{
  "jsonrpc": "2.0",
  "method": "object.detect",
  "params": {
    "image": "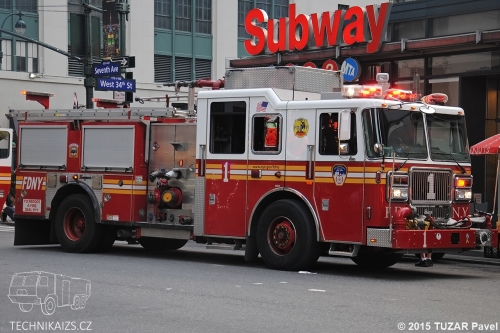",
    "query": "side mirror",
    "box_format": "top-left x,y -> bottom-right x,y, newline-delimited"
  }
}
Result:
374,143 -> 383,155
338,111 -> 351,141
